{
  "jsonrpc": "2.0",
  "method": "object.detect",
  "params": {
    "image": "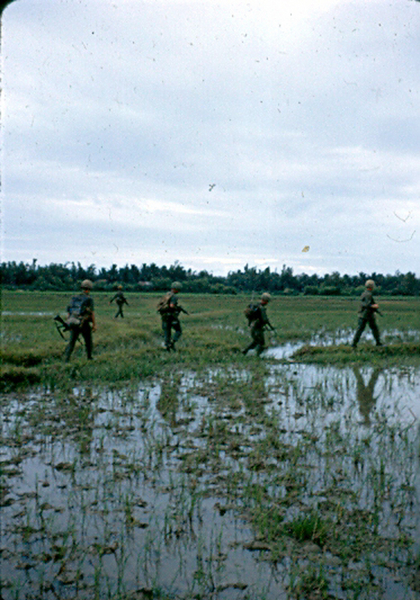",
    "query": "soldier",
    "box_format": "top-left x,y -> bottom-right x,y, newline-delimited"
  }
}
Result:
242,292 -> 275,356
351,279 -> 382,348
109,285 -> 129,318
157,281 -> 189,351
64,279 -> 97,362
